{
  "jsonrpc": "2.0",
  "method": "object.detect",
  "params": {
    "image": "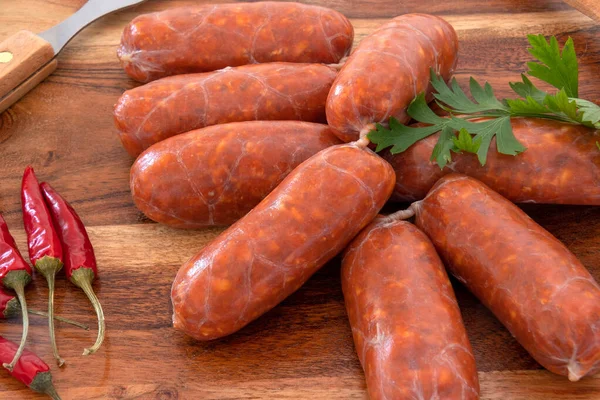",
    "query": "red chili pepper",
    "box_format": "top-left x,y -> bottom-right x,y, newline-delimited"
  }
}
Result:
0,287 -> 19,319
21,167 -> 65,367
0,336 -> 61,399
0,214 -> 32,371
41,182 -> 105,356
